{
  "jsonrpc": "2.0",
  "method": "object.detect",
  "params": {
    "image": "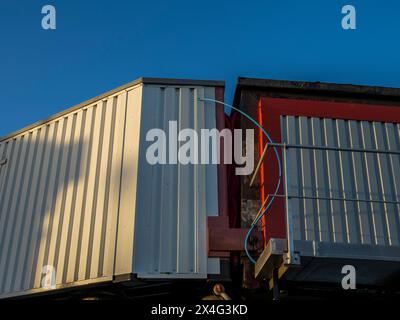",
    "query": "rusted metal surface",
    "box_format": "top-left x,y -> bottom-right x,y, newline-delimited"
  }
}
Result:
208,216 -> 263,252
